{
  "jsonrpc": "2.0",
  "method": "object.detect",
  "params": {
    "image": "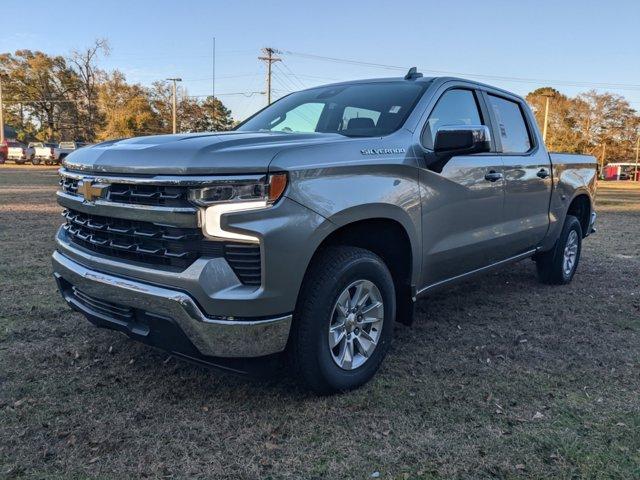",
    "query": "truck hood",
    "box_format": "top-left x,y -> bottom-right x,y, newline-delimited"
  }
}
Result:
63,131 -> 346,175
